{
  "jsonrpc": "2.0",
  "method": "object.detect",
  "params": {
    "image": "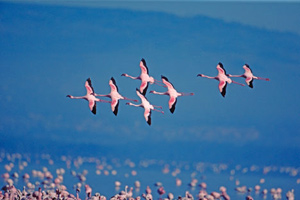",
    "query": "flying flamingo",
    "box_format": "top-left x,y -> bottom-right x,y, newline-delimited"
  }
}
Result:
228,64 -> 270,88
121,58 -> 161,95
150,76 -> 194,114
66,78 -> 110,115
197,62 -> 245,97
126,89 -> 164,125
94,77 -> 138,116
